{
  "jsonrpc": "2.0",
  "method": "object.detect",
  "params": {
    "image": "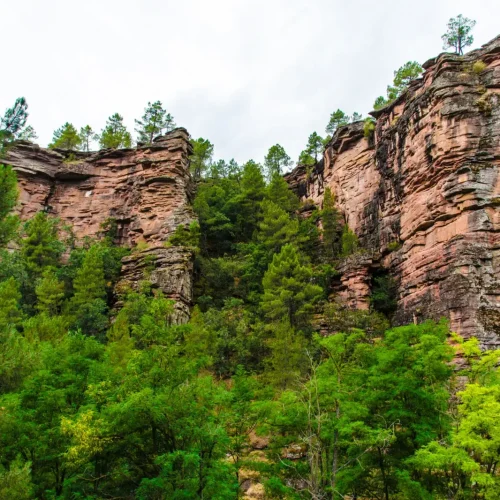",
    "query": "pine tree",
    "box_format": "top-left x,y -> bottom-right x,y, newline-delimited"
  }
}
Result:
325,109 -> 349,135
235,160 -> 266,240
261,243 -> 323,328
135,101 -> 175,144
35,268 -> 65,316
258,201 -> 300,255
0,97 -> 36,148
0,277 -> 22,330
79,125 -> 99,152
266,173 -> 299,213
190,137 -> 214,180
341,225 -> 359,257
99,113 -> 132,149
321,187 -> 341,260
265,320 -> 307,389
442,15 -> 476,55
70,245 -> 108,336
264,144 -> 293,179
0,164 -> 19,246
387,61 -> 423,101
49,123 -> 82,150
21,213 -> 63,277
